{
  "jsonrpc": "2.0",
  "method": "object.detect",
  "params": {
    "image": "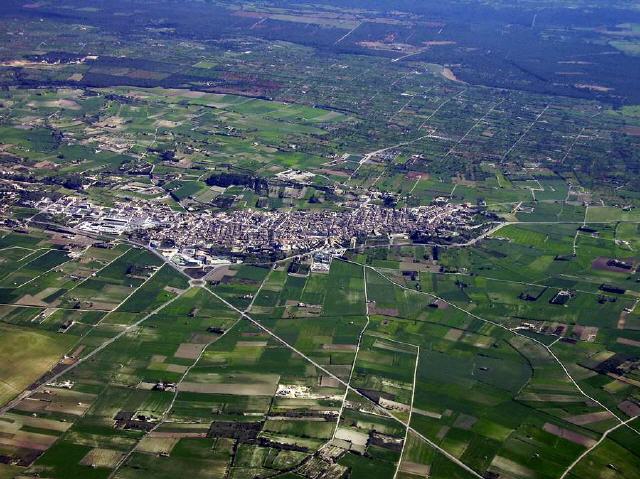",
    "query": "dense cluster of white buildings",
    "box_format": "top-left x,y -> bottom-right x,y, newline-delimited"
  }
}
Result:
37,195 -> 477,259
